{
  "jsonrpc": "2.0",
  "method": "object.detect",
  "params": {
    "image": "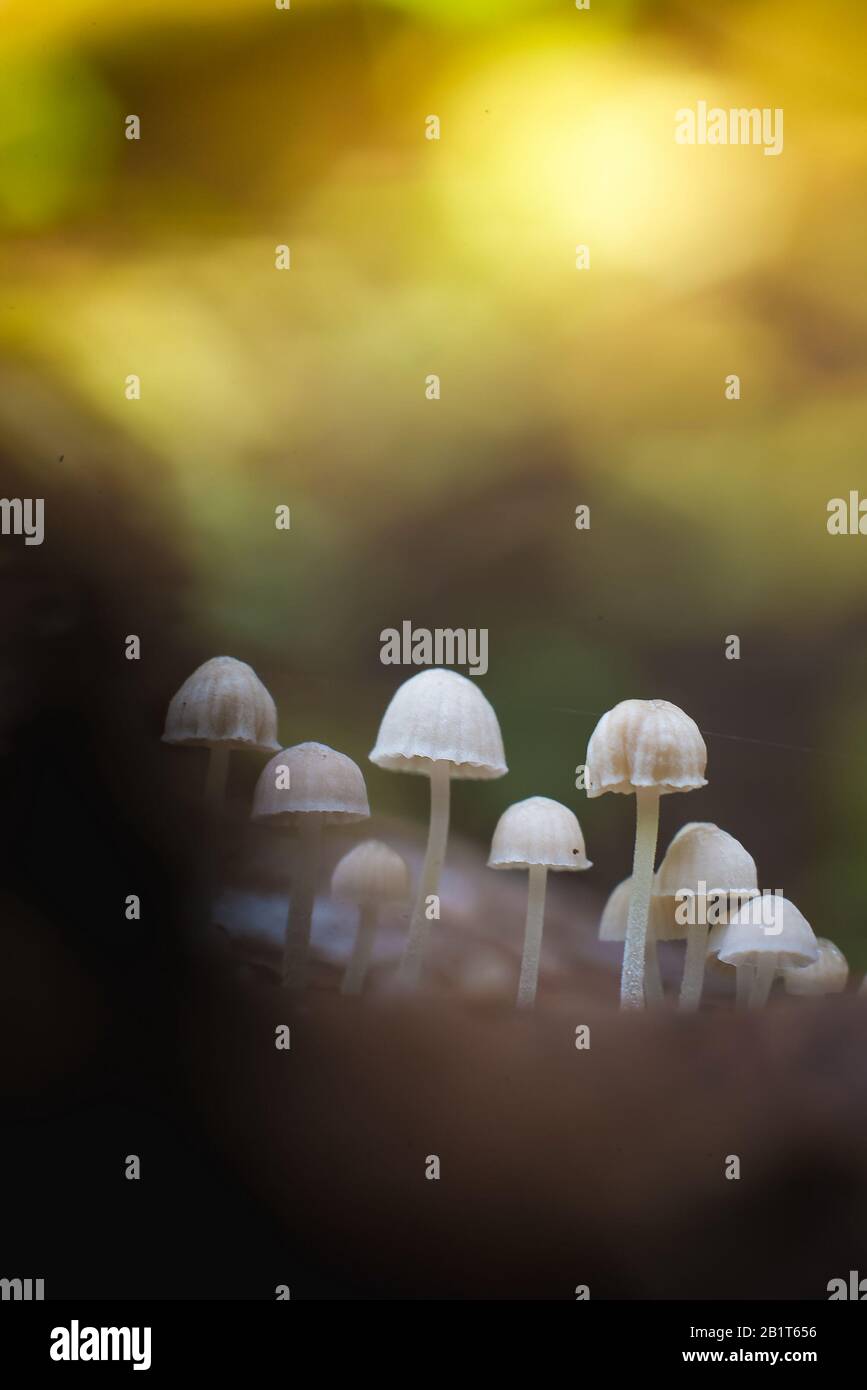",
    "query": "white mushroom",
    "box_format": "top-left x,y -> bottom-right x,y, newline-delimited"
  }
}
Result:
331,841 -> 411,996
654,823 -> 757,1012
489,796 -> 591,1008
370,669 -> 506,989
711,895 -> 818,1009
163,656 -> 280,806
253,742 -> 370,988
585,699 -> 707,1009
